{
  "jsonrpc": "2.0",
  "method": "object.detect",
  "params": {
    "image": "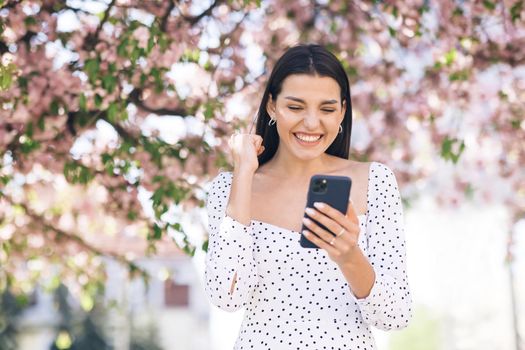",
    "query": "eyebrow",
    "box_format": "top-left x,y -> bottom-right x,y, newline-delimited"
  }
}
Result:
284,96 -> 339,105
